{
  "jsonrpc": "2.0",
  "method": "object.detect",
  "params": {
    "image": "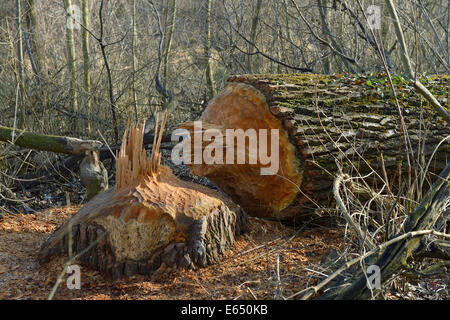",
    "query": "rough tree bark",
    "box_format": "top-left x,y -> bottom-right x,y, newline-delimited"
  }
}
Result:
163,0 -> 177,84
15,0 -> 25,127
38,112 -> 247,278
180,74 -> 449,222
247,0 -> 262,73
81,0 -> 92,133
24,0 -> 42,79
318,0 -> 331,74
131,0 -> 138,122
